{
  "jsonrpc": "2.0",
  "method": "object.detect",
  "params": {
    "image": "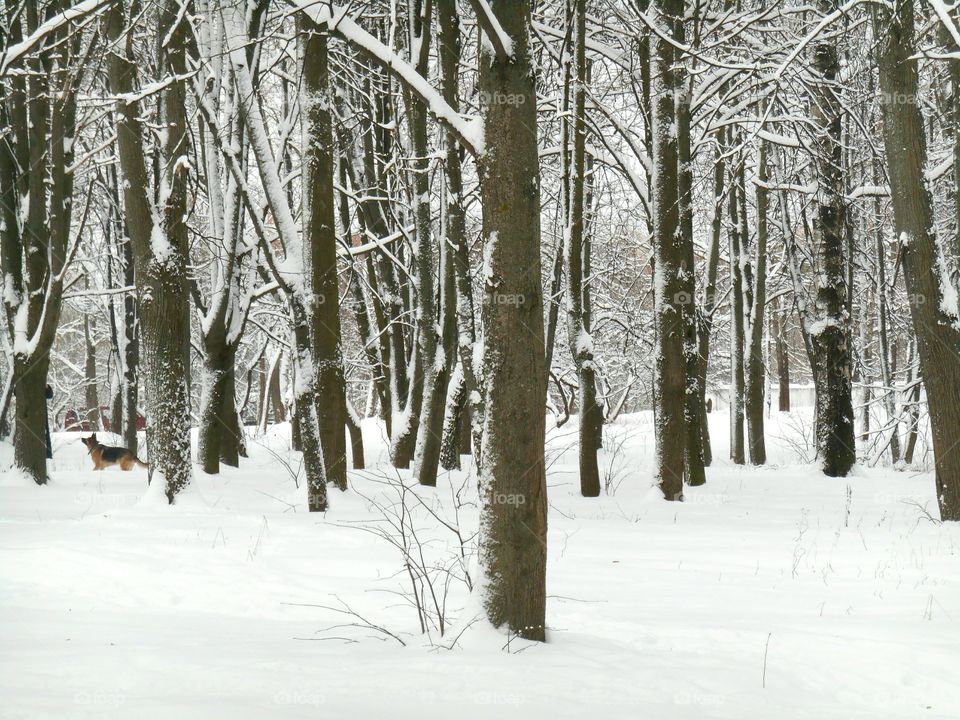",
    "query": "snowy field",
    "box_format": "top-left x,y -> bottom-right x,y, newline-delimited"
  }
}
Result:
1,411 -> 958,719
